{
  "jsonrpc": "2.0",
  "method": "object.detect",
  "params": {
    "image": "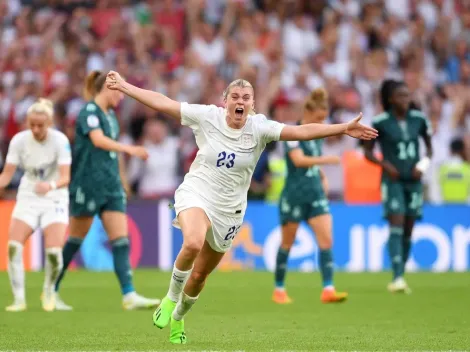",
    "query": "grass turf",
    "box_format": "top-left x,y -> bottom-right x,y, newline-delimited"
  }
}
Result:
1,270 -> 469,351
